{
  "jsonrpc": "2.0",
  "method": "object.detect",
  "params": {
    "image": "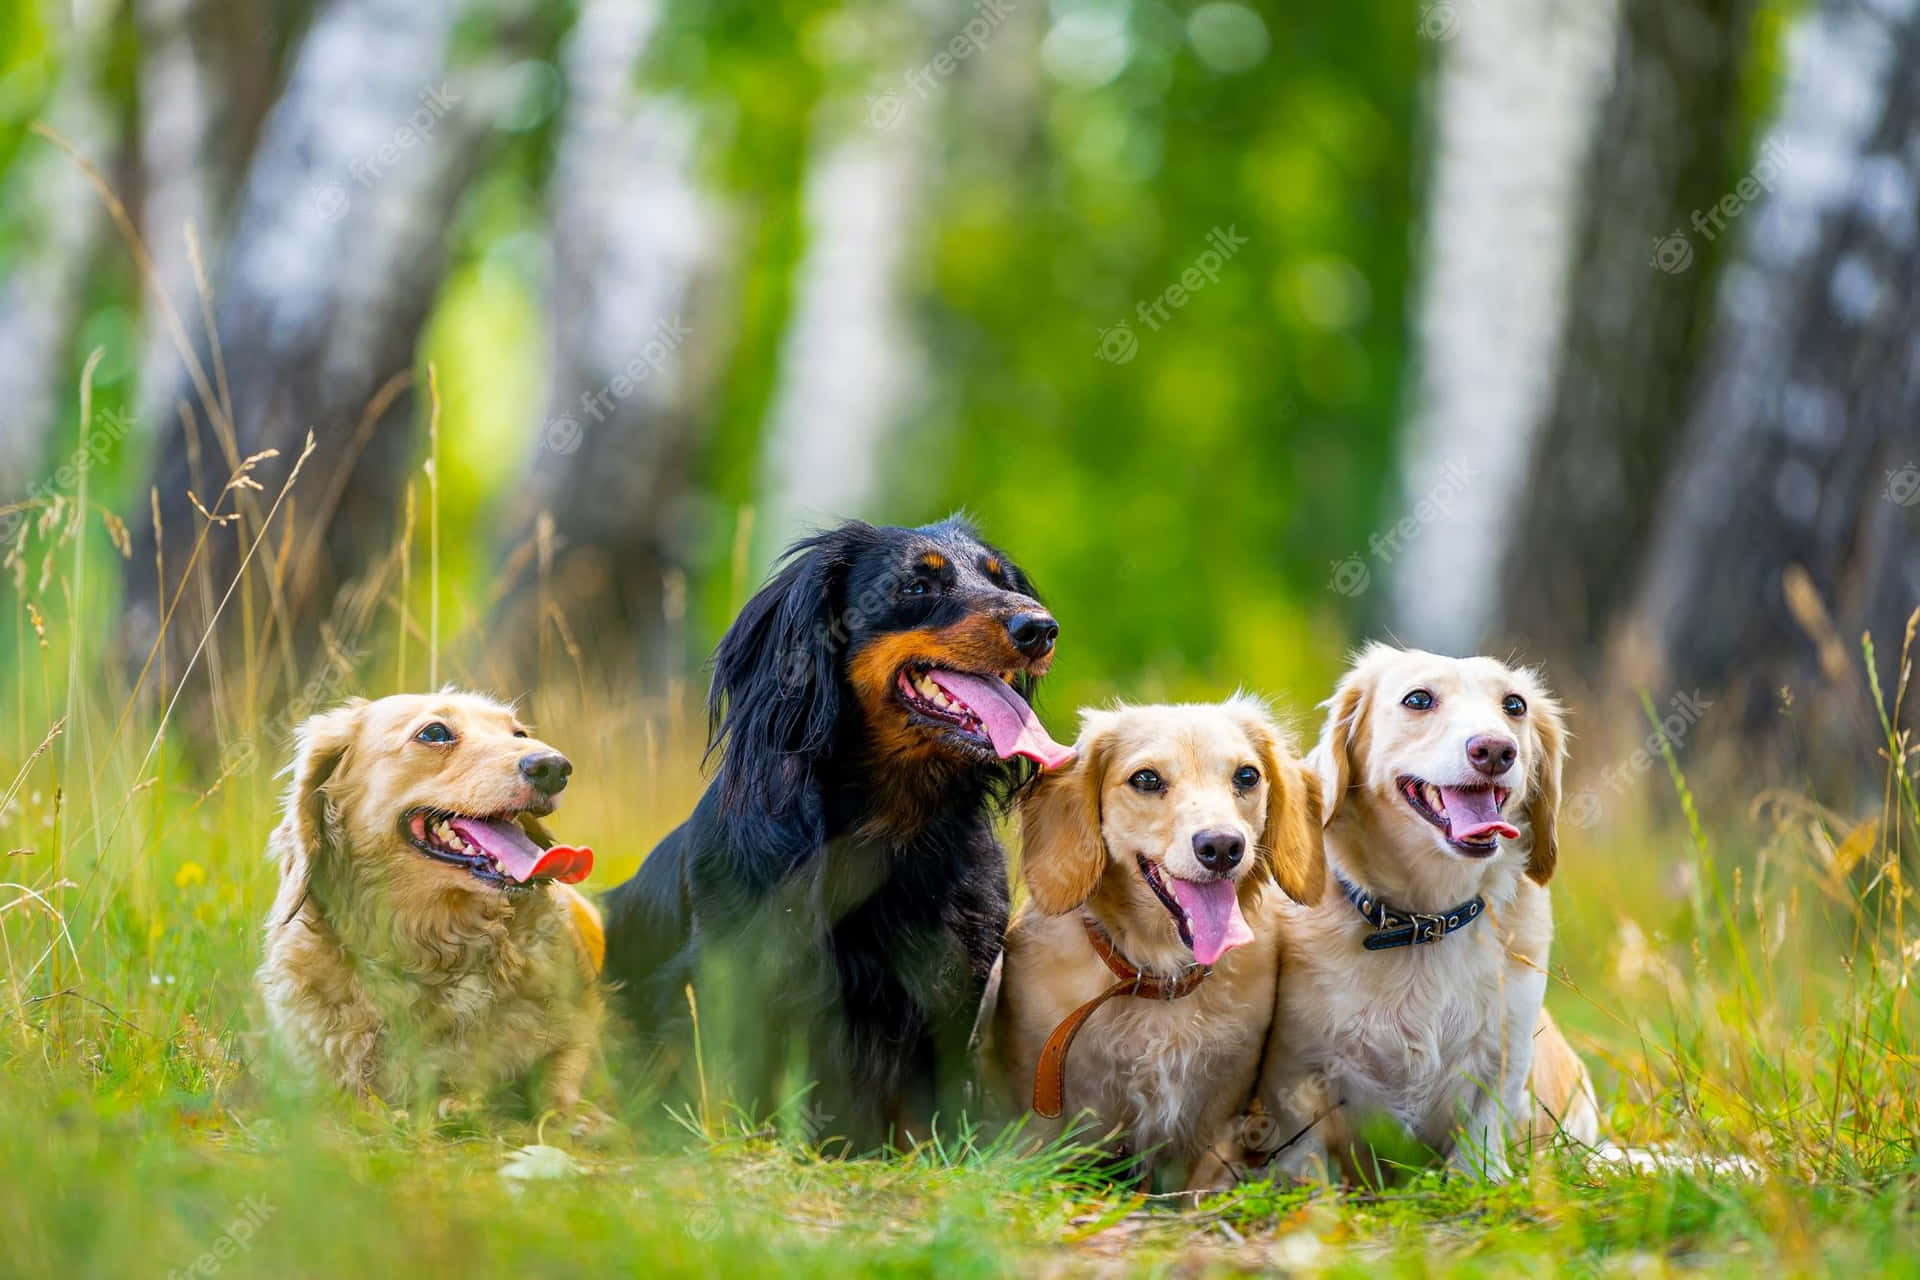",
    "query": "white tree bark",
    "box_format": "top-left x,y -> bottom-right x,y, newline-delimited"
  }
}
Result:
754,8 -> 941,557
1388,0 -> 1620,652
